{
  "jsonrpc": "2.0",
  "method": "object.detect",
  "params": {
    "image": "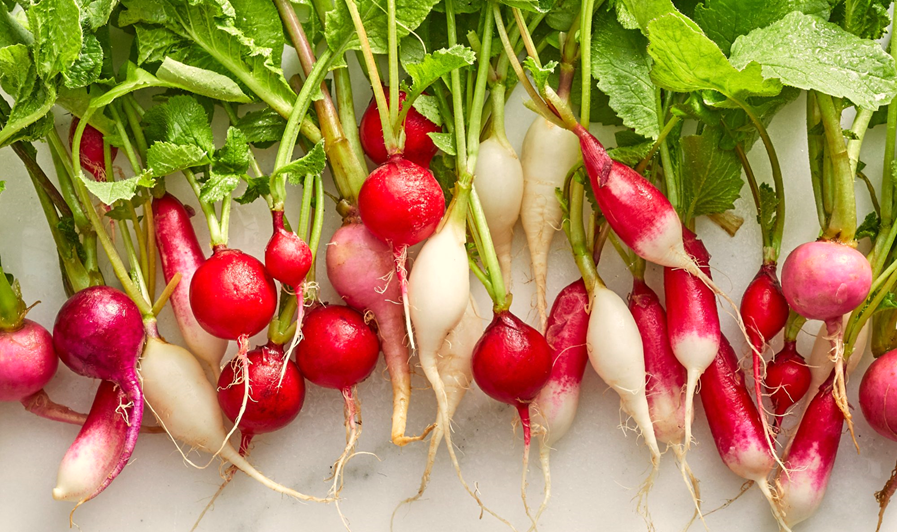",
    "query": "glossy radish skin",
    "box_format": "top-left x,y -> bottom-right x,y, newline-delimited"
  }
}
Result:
265,210 -> 312,288
860,349 -> 897,442
520,118 -> 581,330
0,319 -> 57,401
474,137 -> 524,289
765,341 -> 811,422
295,305 -> 380,391
357,156 -> 445,249
532,279 -> 590,446
629,278 -> 687,445
190,247 -> 278,341
664,228 -> 720,447
70,118 -> 117,181
776,375 -> 844,527
359,90 -> 440,167
152,193 -> 228,374
53,381 -> 127,501
781,241 -> 872,322
326,222 -> 415,445
741,263 -> 790,350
